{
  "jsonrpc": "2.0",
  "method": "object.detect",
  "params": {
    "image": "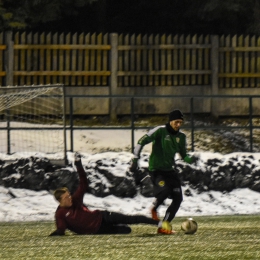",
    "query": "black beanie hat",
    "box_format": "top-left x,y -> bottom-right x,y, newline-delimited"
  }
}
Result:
169,109 -> 184,121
